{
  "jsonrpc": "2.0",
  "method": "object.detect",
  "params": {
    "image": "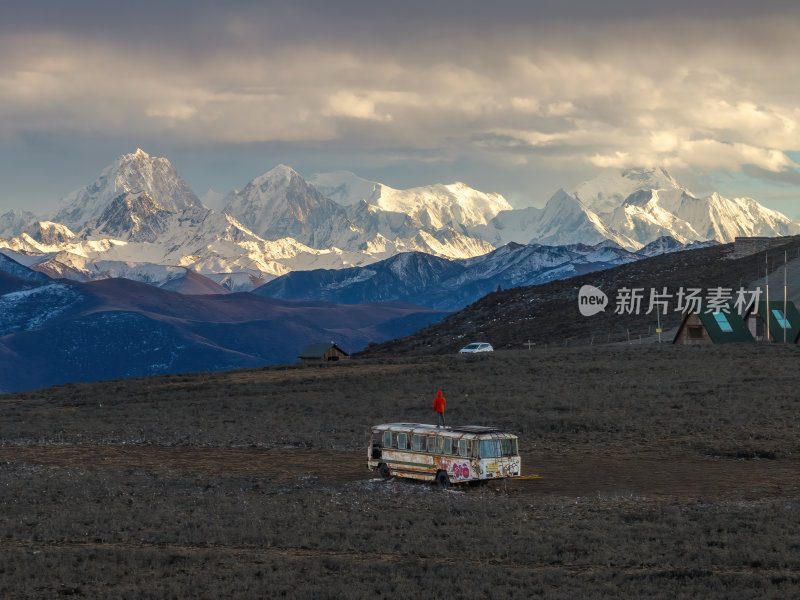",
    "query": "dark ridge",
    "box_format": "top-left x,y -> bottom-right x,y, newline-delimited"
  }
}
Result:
359,236 -> 800,356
